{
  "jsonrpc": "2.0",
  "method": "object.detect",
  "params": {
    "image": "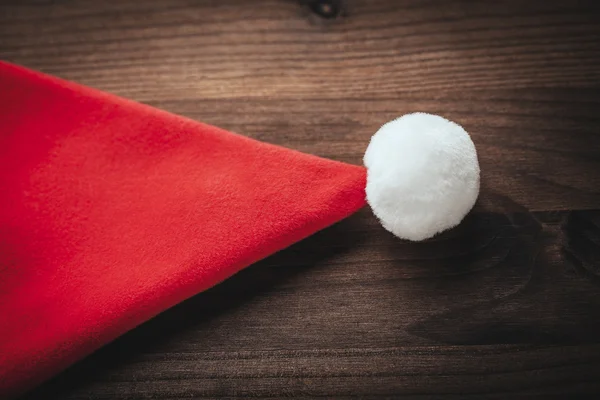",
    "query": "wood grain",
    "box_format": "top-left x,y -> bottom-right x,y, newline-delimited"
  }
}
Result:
1,0 -> 600,398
